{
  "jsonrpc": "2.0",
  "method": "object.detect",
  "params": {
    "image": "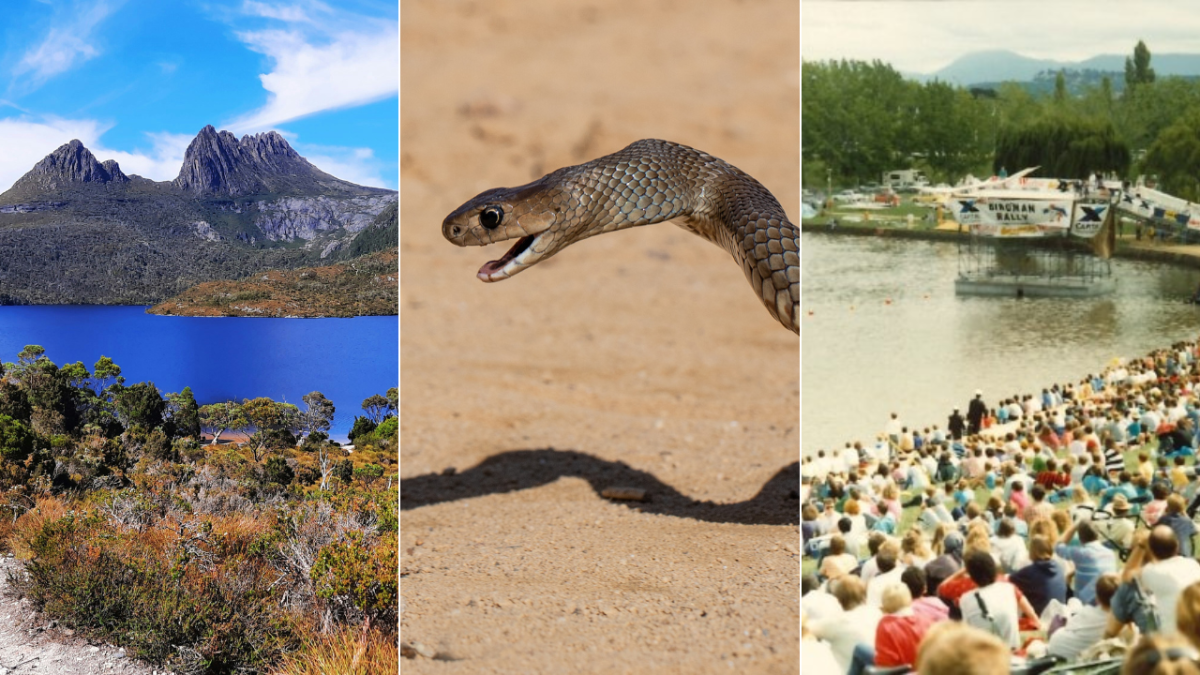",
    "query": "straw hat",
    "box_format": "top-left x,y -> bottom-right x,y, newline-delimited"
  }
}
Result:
1112,493 -> 1131,513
